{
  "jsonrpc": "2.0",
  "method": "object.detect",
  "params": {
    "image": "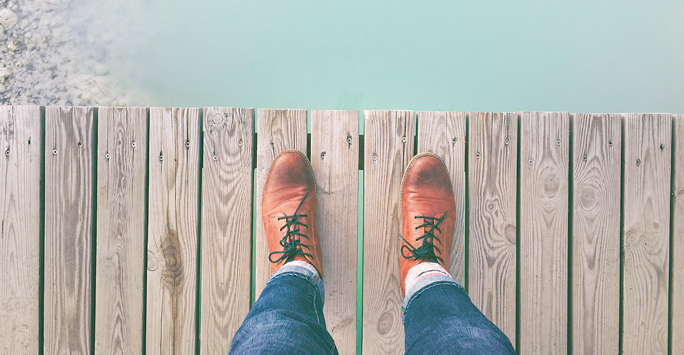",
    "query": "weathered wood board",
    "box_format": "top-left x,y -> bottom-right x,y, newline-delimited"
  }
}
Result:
95,107 -> 148,354
467,112 -> 517,342
310,110 -> 359,355
200,107 -> 254,353
519,111 -> 569,354
0,106 -> 41,354
672,114 -> 684,355
622,113 -> 671,355
571,113 -> 621,354
146,108 -> 200,355
44,106 -> 94,354
363,110 -> 414,355
254,109 -> 307,299
416,111 -> 466,285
